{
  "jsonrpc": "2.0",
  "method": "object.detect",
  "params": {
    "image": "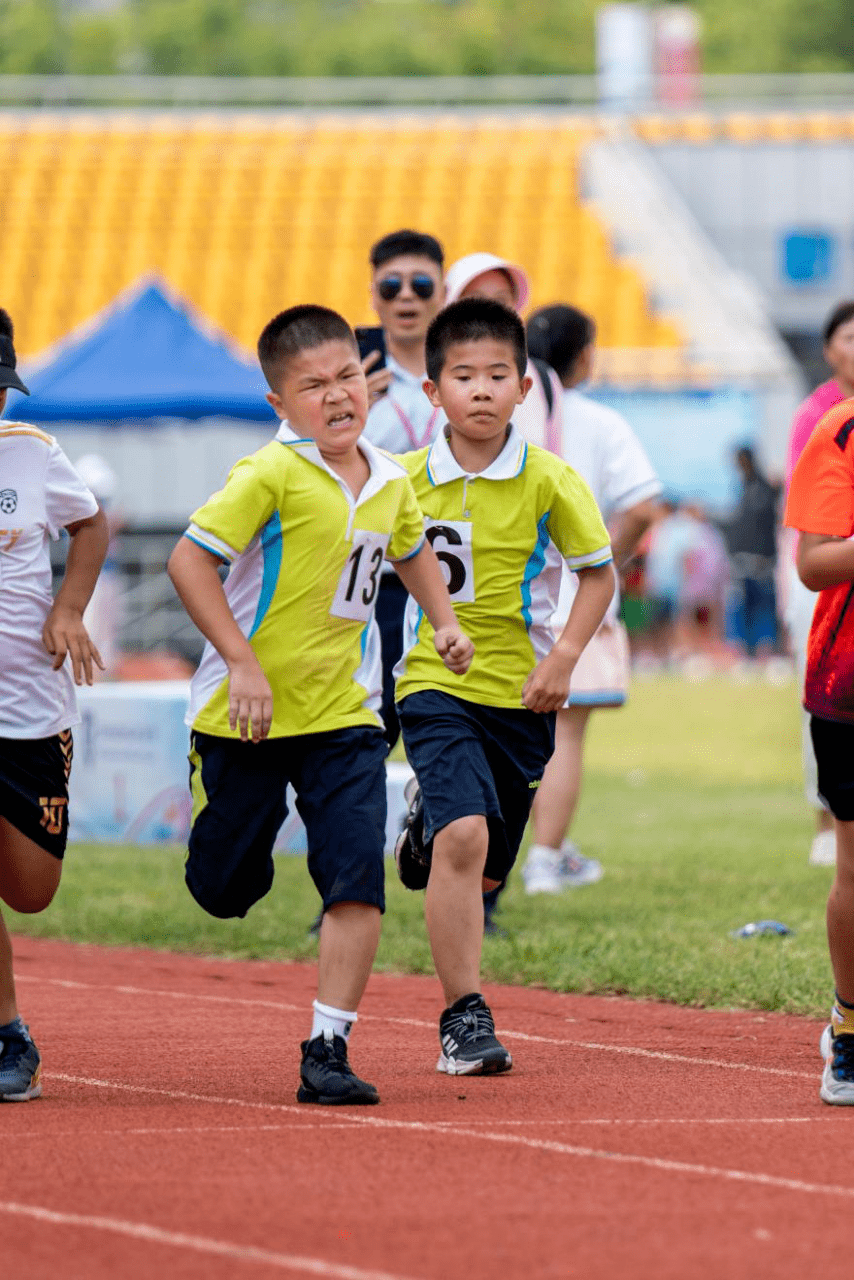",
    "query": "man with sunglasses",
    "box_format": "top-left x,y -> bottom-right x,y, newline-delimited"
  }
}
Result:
363,230 -> 447,749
